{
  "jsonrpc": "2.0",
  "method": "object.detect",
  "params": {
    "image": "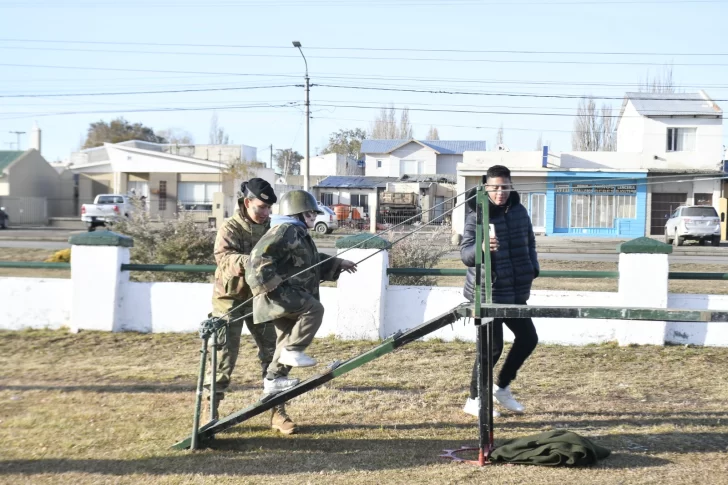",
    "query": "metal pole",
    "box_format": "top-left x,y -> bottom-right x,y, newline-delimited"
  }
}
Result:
304,73 -> 310,192
473,184 -> 485,466
475,177 -> 495,466
210,329 -> 219,422
482,184 -> 494,462
293,41 -> 310,192
190,336 -> 209,451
